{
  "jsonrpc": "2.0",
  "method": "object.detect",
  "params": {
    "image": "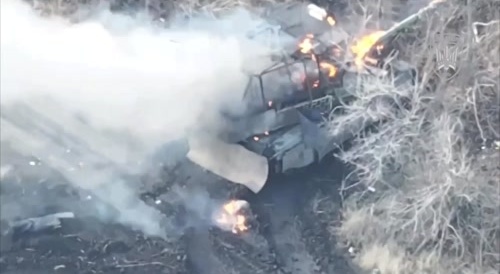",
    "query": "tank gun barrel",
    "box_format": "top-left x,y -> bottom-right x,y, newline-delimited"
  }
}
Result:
375,0 -> 447,46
